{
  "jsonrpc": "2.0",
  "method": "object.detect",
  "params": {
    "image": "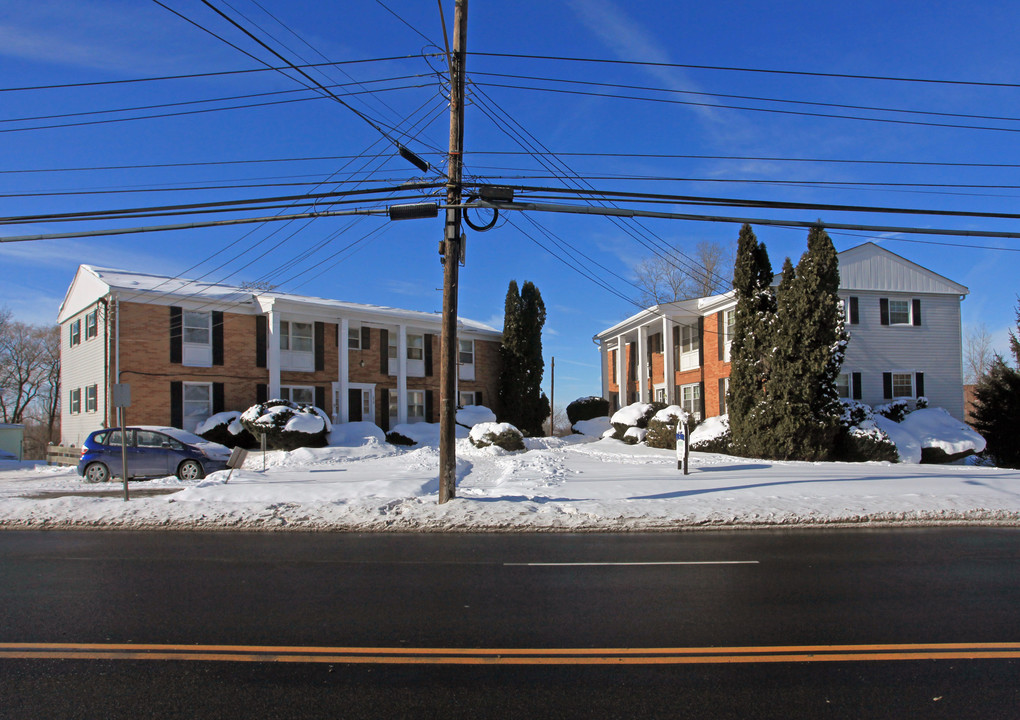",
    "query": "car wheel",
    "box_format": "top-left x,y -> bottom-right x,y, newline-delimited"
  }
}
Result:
83,462 -> 110,483
177,459 -> 205,481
